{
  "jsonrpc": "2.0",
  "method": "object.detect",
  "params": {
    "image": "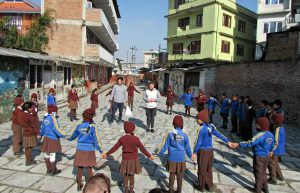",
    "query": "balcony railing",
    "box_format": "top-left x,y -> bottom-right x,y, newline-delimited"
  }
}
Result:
287,14 -> 300,23
85,44 -> 115,65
